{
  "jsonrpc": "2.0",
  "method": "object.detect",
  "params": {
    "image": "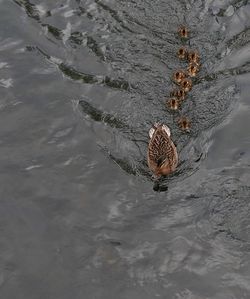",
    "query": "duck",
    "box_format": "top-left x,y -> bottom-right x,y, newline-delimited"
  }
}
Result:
188,50 -> 200,65
178,26 -> 188,38
187,63 -> 199,77
180,78 -> 192,92
170,89 -> 186,101
166,98 -> 180,110
147,123 -> 178,177
173,70 -> 186,84
178,116 -> 191,132
177,47 -> 188,60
